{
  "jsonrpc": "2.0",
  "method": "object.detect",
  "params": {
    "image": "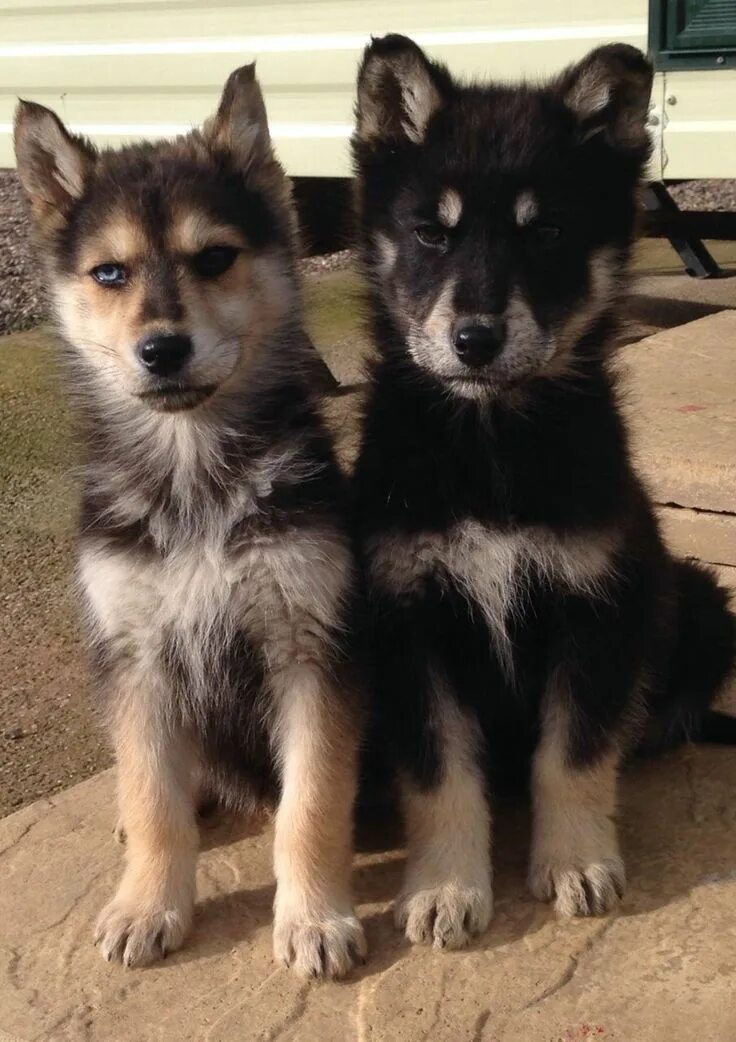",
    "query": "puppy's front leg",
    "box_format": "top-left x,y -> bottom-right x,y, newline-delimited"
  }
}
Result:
397,690 -> 493,950
528,699 -> 625,917
272,665 -> 366,979
95,680 -> 198,966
